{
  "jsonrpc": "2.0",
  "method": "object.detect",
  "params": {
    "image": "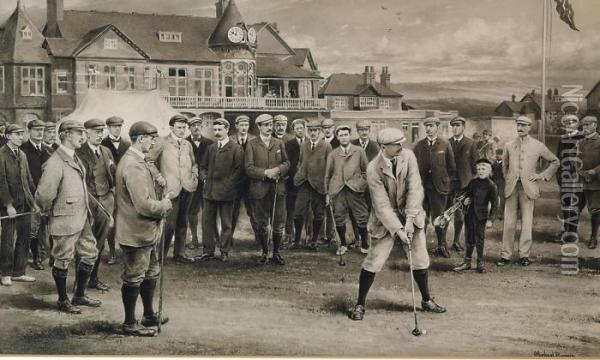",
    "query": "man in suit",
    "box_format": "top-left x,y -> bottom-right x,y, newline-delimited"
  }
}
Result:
498,116 -> 559,267
349,128 -> 446,321
36,120 -> 101,314
76,119 -> 117,292
491,149 -> 505,221
196,119 -> 244,262
292,119 -> 332,251
147,114 -> 197,264
231,115 -> 257,239
116,121 -> 172,337
447,116 -> 478,252
21,119 -> 51,270
321,118 -> 338,245
245,114 -> 290,265
284,118 -> 307,248
101,116 -> 130,265
413,117 -> 456,258
351,119 -> 380,162
325,125 -> 369,255
0,124 -> 37,286
577,116 -> 600,249
43,122 -> 59,152
186,117 -> 214,250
